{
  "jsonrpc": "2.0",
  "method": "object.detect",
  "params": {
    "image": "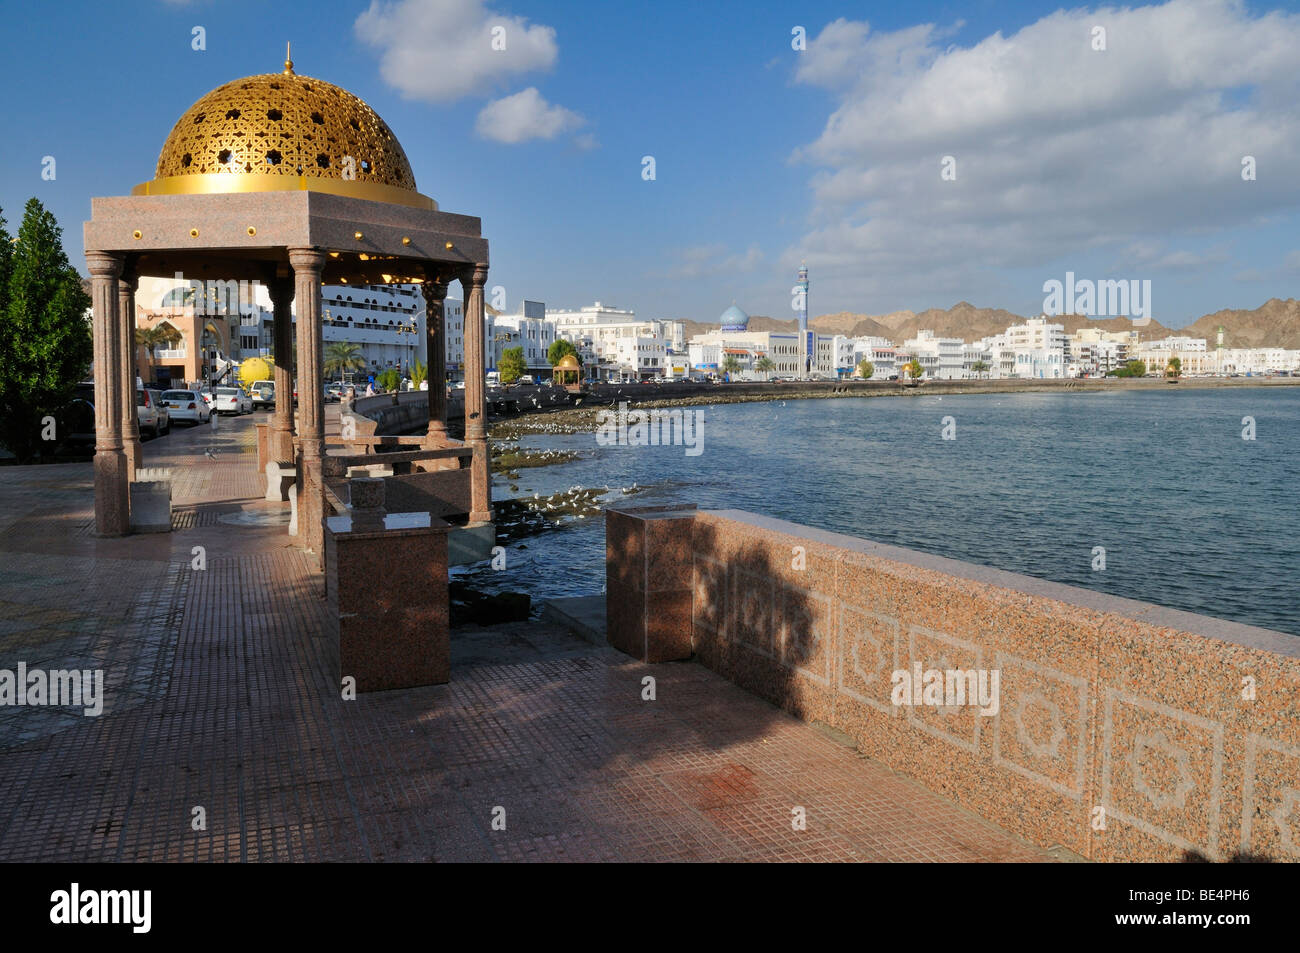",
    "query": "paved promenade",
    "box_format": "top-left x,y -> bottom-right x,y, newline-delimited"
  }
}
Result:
0,413 -> 1058,862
